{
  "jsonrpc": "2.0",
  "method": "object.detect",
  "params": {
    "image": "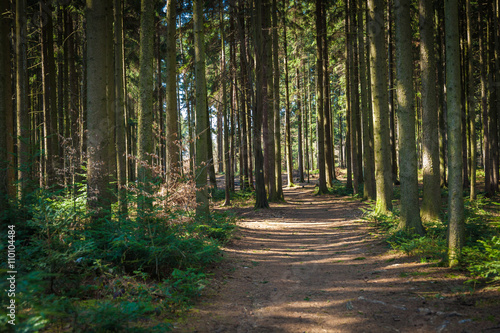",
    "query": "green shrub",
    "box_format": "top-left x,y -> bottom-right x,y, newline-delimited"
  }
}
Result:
465,236 -> 500,281
0,180 -> 236,331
